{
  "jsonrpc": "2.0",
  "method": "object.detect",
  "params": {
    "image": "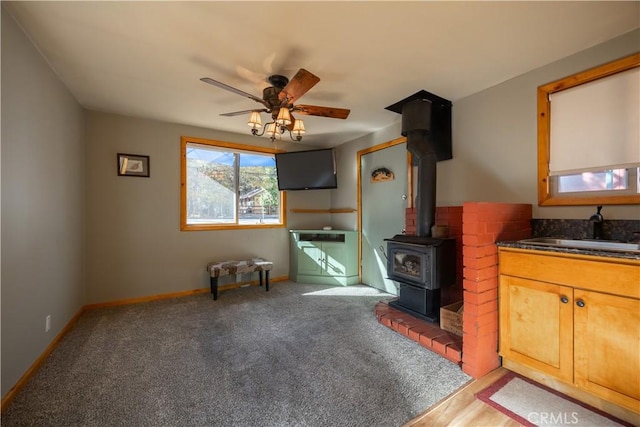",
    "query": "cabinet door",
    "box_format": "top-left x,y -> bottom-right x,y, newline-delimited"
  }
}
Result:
574,289 -> 640,412
322,242 -> 347,276
499,275 -> 574,382
297,242 -> 323,276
